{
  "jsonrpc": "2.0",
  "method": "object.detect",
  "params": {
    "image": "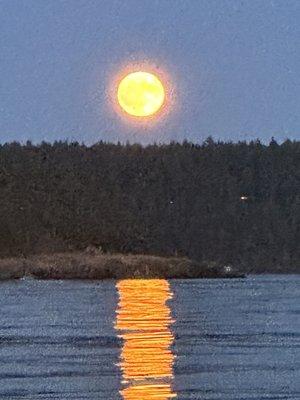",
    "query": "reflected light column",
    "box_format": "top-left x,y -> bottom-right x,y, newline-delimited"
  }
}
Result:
115,279 -> 176,400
